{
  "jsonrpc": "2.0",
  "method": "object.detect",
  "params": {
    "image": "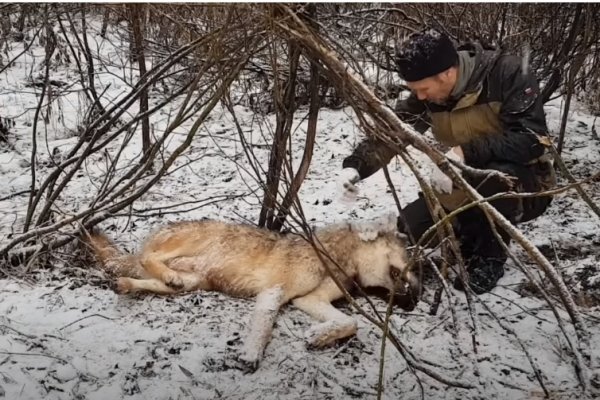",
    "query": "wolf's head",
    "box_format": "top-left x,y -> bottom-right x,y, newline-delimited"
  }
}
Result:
354,229 -> 421,311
